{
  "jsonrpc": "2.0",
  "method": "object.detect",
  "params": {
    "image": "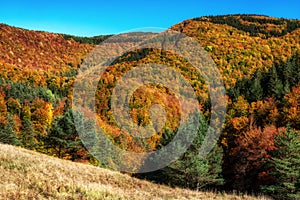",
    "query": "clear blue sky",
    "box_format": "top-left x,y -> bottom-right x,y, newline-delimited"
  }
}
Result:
0,0 -> 299,36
